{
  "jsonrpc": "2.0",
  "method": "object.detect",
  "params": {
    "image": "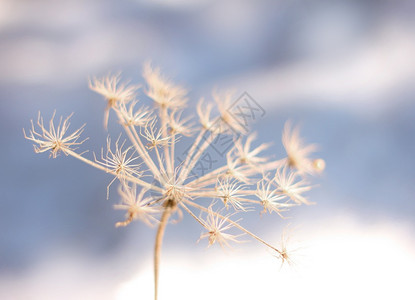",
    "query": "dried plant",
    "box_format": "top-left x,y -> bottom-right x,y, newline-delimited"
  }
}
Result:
25,64 -> 324,300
